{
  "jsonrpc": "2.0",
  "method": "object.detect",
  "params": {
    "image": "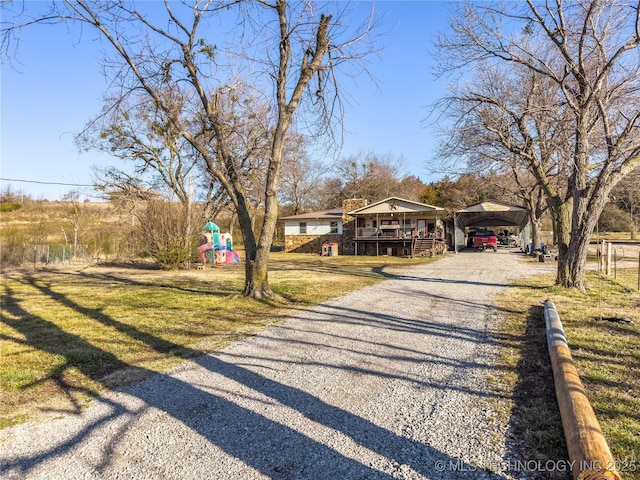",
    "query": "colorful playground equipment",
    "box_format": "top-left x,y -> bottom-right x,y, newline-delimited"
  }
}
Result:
197,221 -> 241,265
